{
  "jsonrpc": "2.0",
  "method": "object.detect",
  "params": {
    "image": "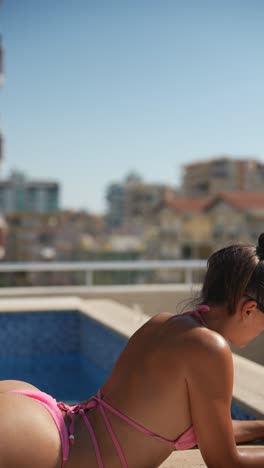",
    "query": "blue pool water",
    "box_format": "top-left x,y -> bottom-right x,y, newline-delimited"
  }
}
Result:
0,309 -> 256,419
0,310 -> 126,401
231,402 -> 256,420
